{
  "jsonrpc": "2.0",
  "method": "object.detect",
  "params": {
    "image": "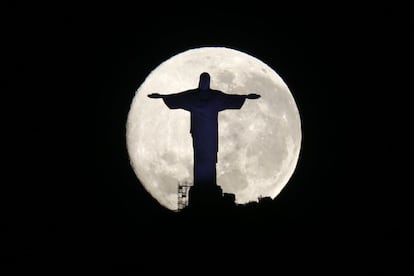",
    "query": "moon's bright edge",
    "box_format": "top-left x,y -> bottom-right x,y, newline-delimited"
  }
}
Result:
126,47 -> 301,211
